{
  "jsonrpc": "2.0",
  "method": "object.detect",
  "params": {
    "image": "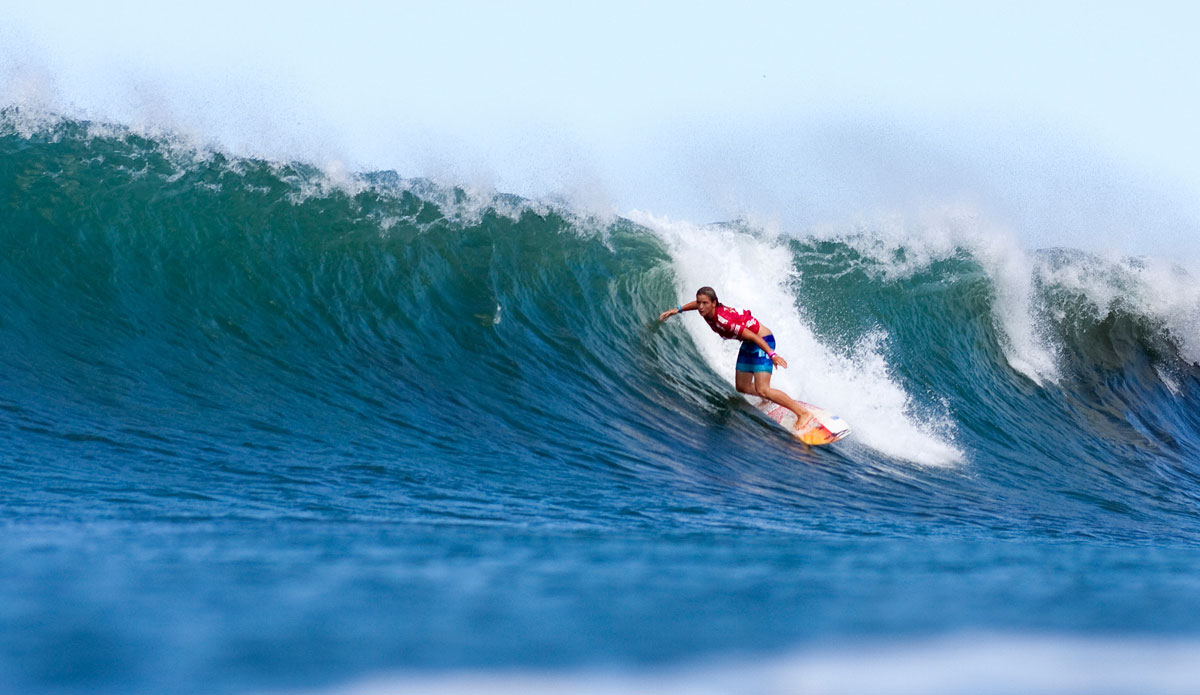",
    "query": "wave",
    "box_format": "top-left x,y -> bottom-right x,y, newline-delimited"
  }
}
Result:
4,110 -> 1200,537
